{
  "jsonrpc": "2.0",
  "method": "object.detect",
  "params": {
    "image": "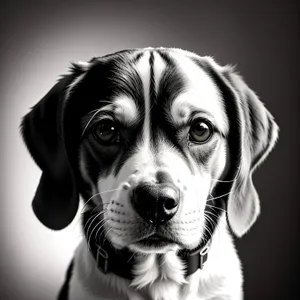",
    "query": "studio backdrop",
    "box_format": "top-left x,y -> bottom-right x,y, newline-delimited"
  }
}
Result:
0,0 -> 299,299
